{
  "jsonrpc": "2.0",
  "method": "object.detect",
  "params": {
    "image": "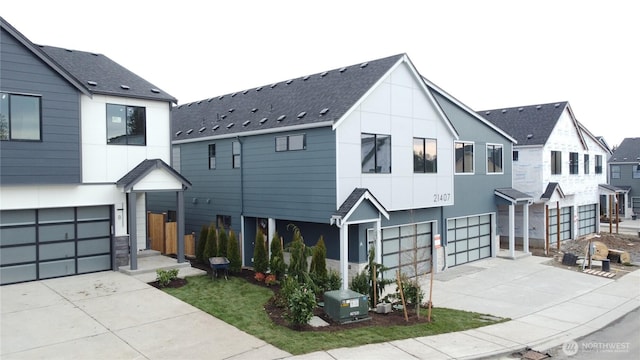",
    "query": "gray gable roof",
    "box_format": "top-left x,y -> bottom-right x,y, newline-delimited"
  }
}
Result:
610,137 -> 640,164
117,159 -> 191,192
171,54 -> 405,142
477,101 -> 569,146
39,45 -> 176,103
